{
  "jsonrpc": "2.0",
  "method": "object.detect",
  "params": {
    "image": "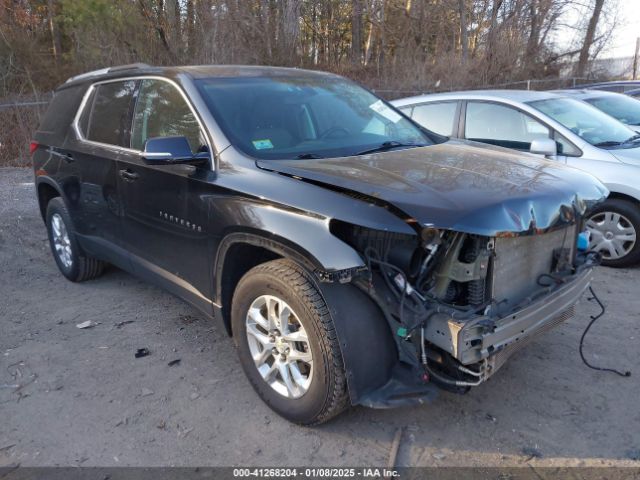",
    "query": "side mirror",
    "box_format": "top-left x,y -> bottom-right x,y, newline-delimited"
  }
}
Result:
529,137 -> 557,157
142,136 -> 209,165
